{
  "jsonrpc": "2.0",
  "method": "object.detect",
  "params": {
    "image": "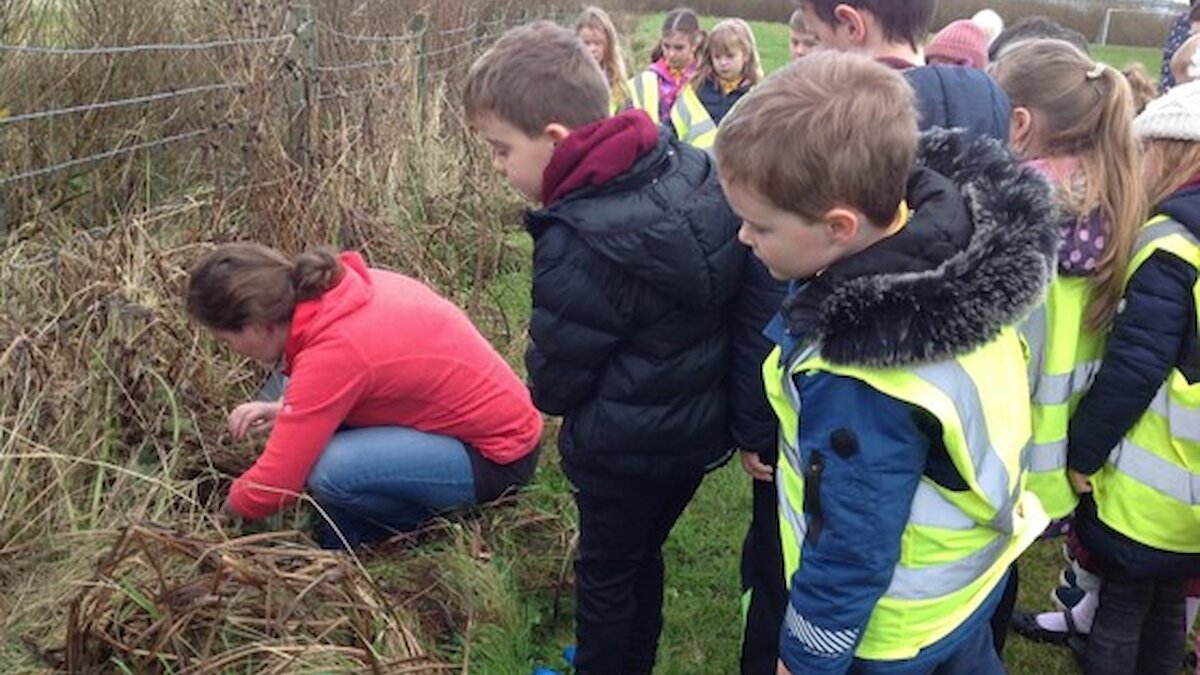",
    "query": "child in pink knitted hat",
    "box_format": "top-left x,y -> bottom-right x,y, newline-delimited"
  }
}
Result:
926,19 -> 989,69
